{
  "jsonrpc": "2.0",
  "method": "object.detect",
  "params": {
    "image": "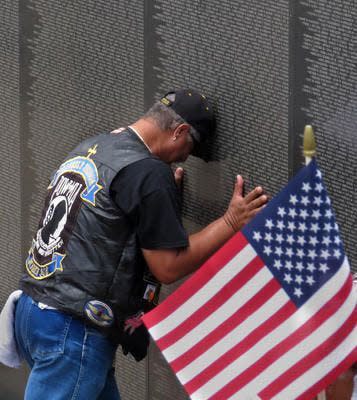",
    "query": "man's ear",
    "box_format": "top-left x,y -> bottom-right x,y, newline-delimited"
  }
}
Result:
173,123 -> 190,140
